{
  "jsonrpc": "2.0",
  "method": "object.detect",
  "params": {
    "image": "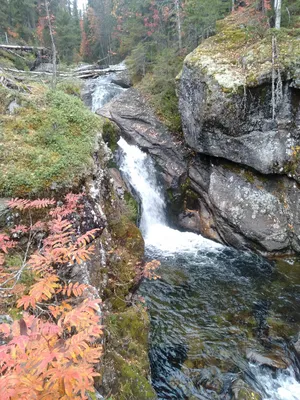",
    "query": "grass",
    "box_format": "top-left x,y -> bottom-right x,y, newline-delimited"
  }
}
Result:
0,85 -> 103,197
